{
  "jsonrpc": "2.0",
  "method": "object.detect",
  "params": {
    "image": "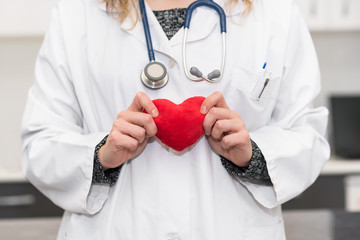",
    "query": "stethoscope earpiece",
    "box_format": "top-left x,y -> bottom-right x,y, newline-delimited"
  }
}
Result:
207,70 -> 221,81
190,67 -> 203,78
189,67 -> 221,82
141,61 -> 169,89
